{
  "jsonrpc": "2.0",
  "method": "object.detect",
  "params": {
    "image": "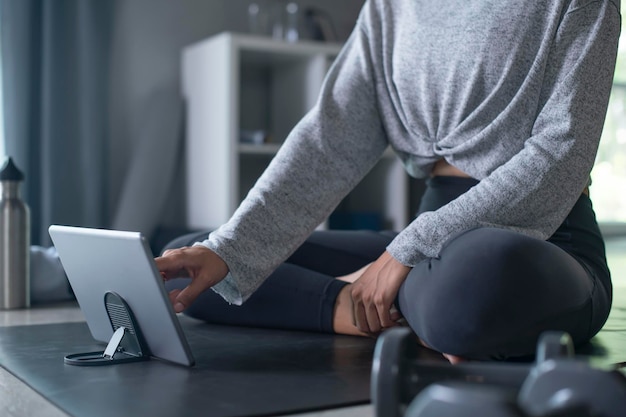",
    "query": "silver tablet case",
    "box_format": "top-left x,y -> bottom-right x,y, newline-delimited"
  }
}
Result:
49,225 -> 195,366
